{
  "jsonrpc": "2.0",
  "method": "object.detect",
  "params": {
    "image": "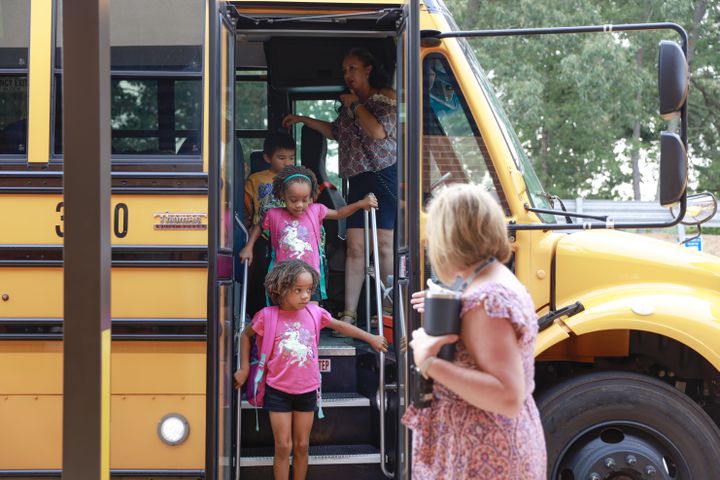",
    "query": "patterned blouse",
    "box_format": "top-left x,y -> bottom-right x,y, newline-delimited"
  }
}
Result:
331,93 -> 397,179
402,282 -> 547,480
